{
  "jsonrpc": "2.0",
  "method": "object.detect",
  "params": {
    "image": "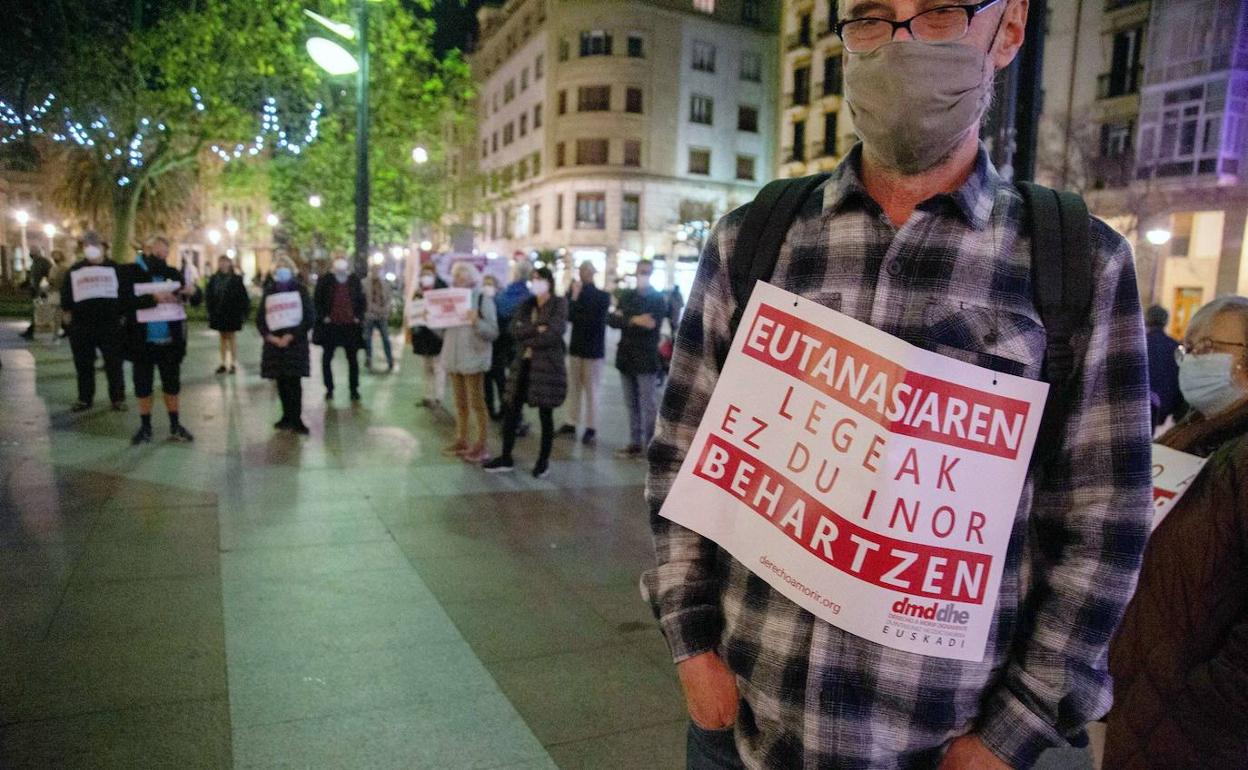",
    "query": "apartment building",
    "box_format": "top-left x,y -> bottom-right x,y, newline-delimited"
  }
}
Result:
468,0 -> 780,290
777,0 -> 849,178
